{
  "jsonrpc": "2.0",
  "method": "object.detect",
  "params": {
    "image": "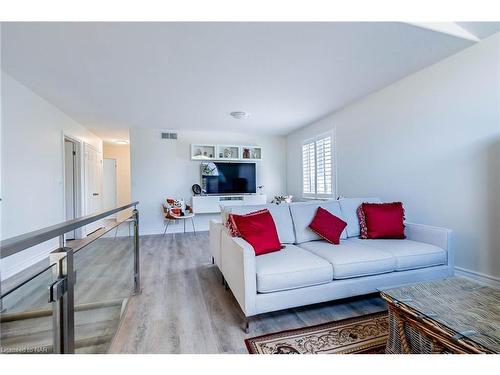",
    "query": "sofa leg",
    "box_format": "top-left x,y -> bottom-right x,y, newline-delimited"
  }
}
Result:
243,318 -> 251,334
224,280 -> 229,291
211,256 -> 214,264
221,274 -> 225,286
